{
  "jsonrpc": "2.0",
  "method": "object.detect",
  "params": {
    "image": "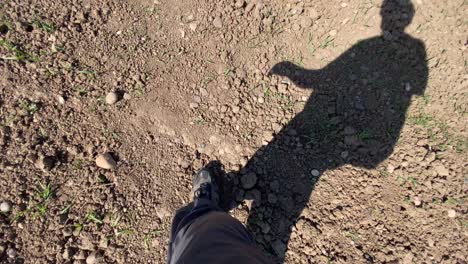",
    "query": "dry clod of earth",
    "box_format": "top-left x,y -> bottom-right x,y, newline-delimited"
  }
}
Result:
241,172 -> 257,189
86,250 -> 102,264
95,152 -> 117,170
34,155 -> 55,171
213,16 -> 223,28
